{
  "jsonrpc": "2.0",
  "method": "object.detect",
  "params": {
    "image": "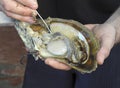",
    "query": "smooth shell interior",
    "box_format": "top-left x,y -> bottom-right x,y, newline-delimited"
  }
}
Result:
47,39 -> 67,55
50,22 -> 90,63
